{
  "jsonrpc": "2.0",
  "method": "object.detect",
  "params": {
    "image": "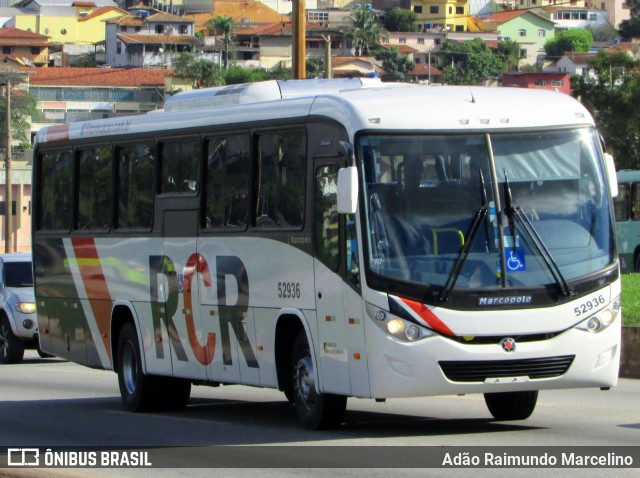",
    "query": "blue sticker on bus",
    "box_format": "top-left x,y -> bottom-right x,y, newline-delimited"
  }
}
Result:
506,249 -> 526,272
